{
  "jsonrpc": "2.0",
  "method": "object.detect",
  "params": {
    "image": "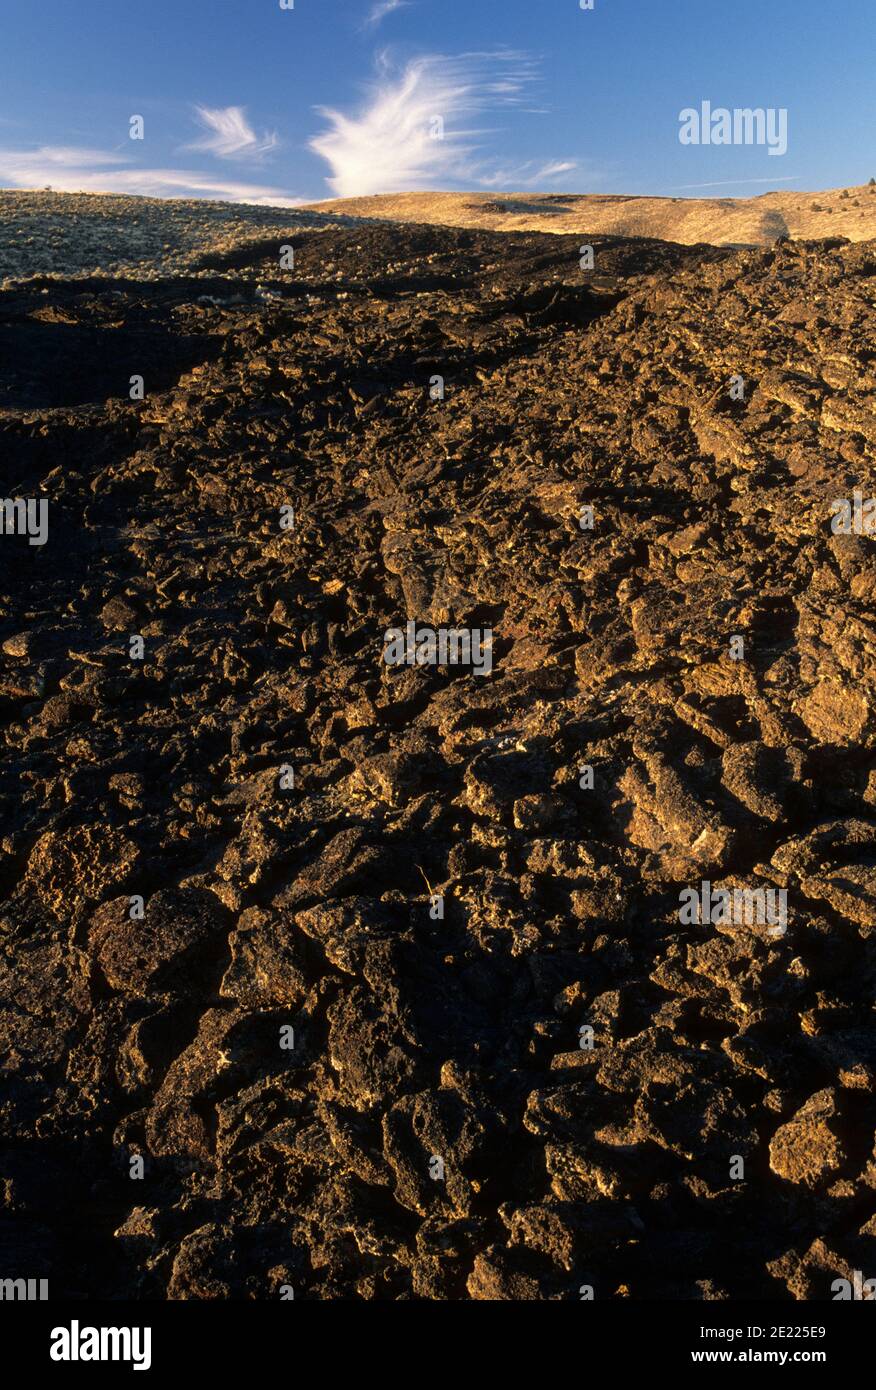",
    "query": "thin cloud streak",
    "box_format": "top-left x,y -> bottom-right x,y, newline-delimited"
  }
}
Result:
0,144 -> 301,204
364,0 -> 410,29
473,158 -> 578,188
673,176 -> 799,189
